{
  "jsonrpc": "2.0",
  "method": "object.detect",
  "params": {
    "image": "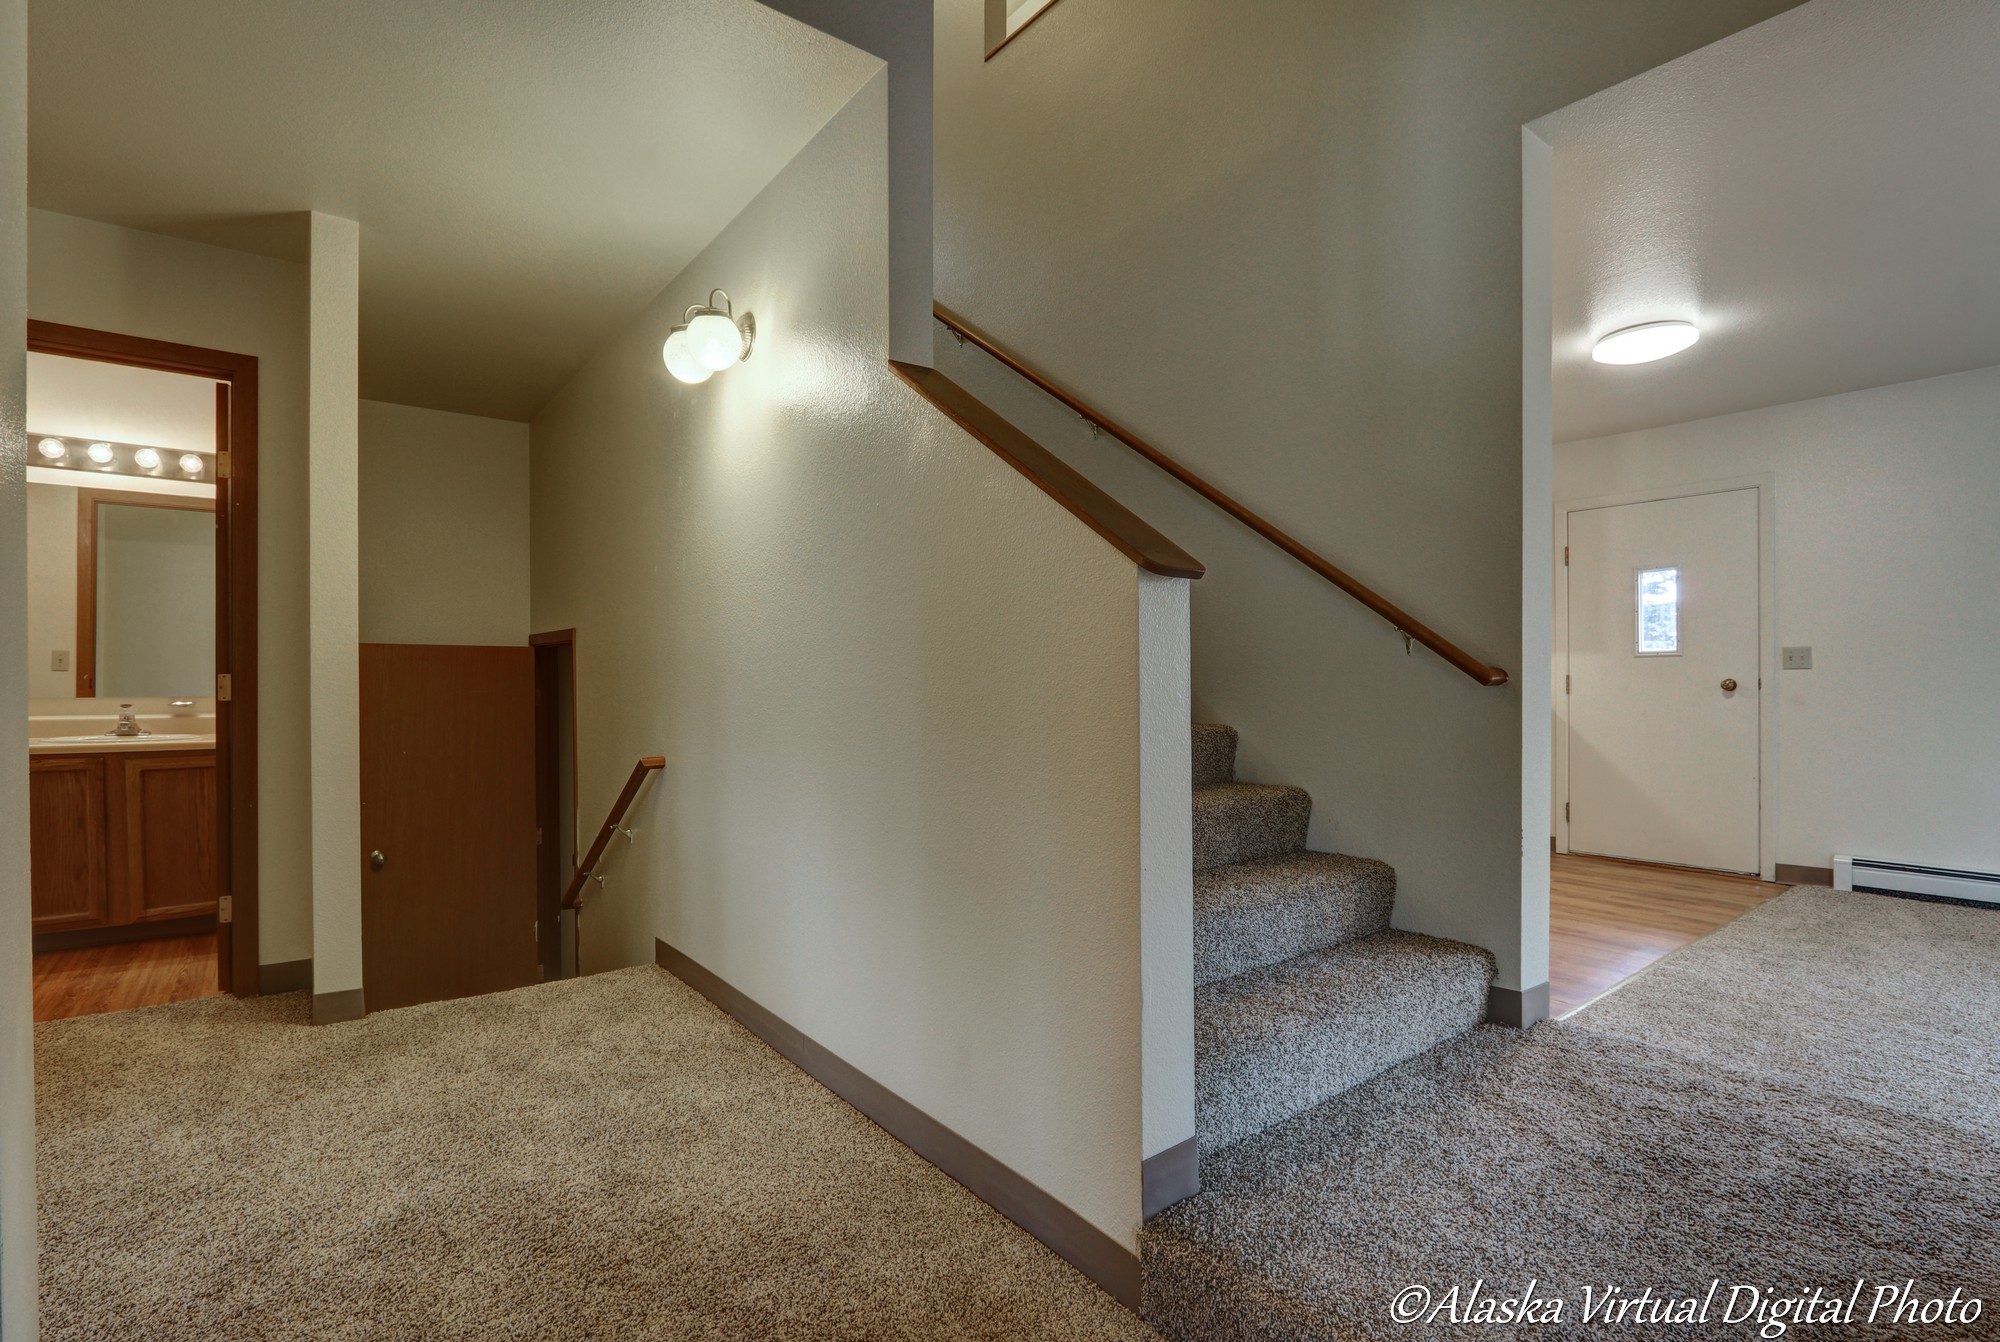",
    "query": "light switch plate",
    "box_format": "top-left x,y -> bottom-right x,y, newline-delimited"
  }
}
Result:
1782,646 -> 1812,670
51,650 -> 70,672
